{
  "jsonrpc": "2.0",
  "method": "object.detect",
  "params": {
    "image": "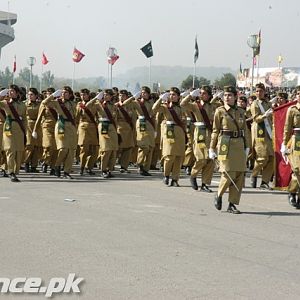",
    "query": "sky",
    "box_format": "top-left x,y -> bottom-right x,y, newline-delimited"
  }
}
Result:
0,0 -> 300,78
